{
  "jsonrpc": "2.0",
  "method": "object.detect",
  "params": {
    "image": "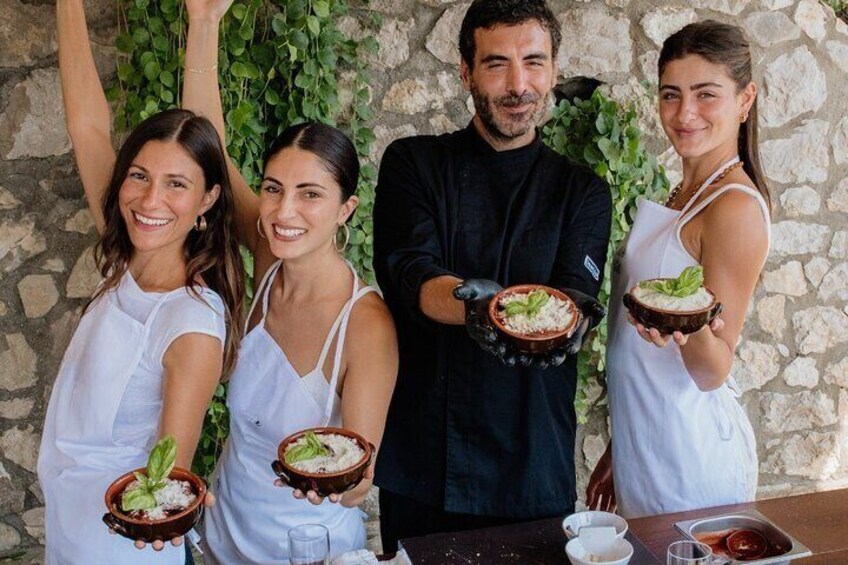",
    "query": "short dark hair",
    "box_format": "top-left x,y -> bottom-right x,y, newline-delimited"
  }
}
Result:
459,0 -> 561,69
264,122 -> 360,202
